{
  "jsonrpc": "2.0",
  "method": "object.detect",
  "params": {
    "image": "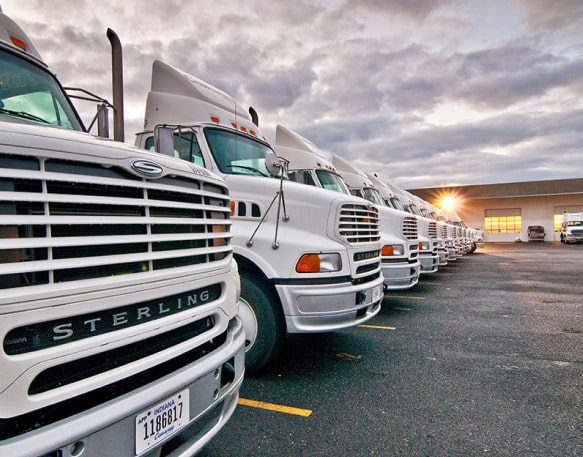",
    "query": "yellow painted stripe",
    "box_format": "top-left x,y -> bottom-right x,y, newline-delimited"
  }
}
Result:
388,295 -> 427,300
358,324 -> 396,330
238,398 -> 312,417
394,307 -> 411,311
